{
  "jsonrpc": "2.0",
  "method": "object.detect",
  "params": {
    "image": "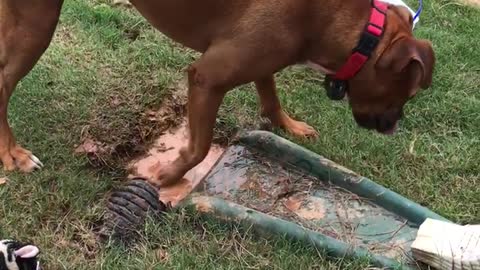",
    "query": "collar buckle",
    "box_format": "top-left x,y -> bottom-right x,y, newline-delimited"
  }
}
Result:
354,31 -> 380,57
